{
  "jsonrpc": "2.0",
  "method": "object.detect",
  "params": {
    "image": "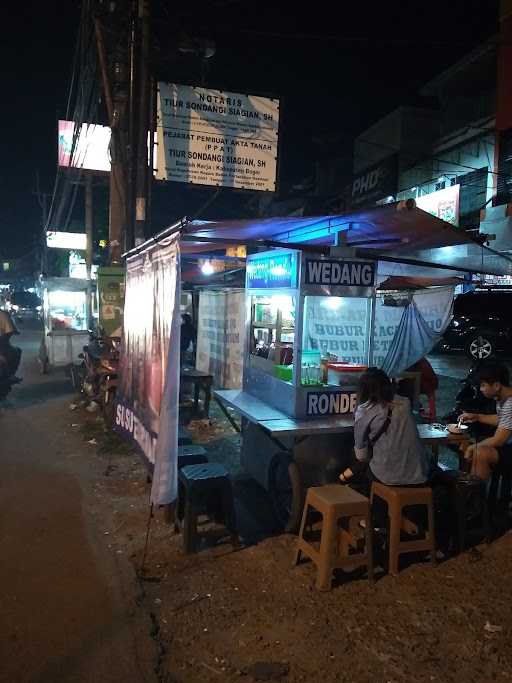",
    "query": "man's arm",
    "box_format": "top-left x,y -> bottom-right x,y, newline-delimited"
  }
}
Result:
461,412 -> 499,427
478,427 -> 512,449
